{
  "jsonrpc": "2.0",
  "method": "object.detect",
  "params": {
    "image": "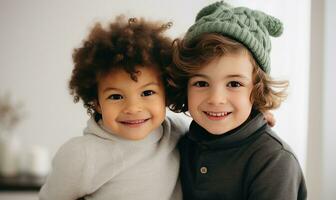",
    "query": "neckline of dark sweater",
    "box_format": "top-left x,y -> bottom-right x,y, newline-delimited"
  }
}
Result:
187,109 -> 268,150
